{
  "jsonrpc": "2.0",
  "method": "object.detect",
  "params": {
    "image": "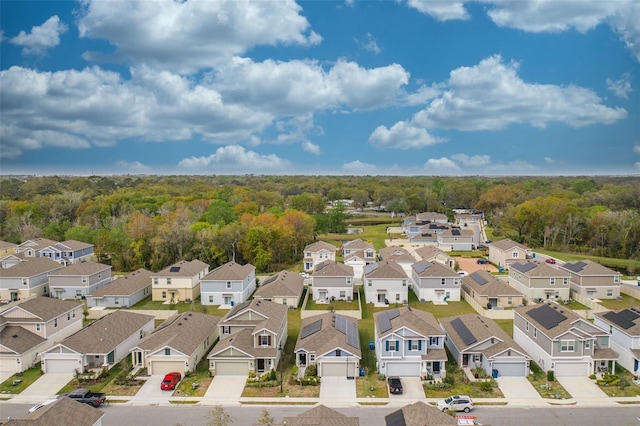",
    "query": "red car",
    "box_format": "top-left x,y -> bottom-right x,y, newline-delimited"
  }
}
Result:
160,372 -> 181,390
545,258 -> 556,264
